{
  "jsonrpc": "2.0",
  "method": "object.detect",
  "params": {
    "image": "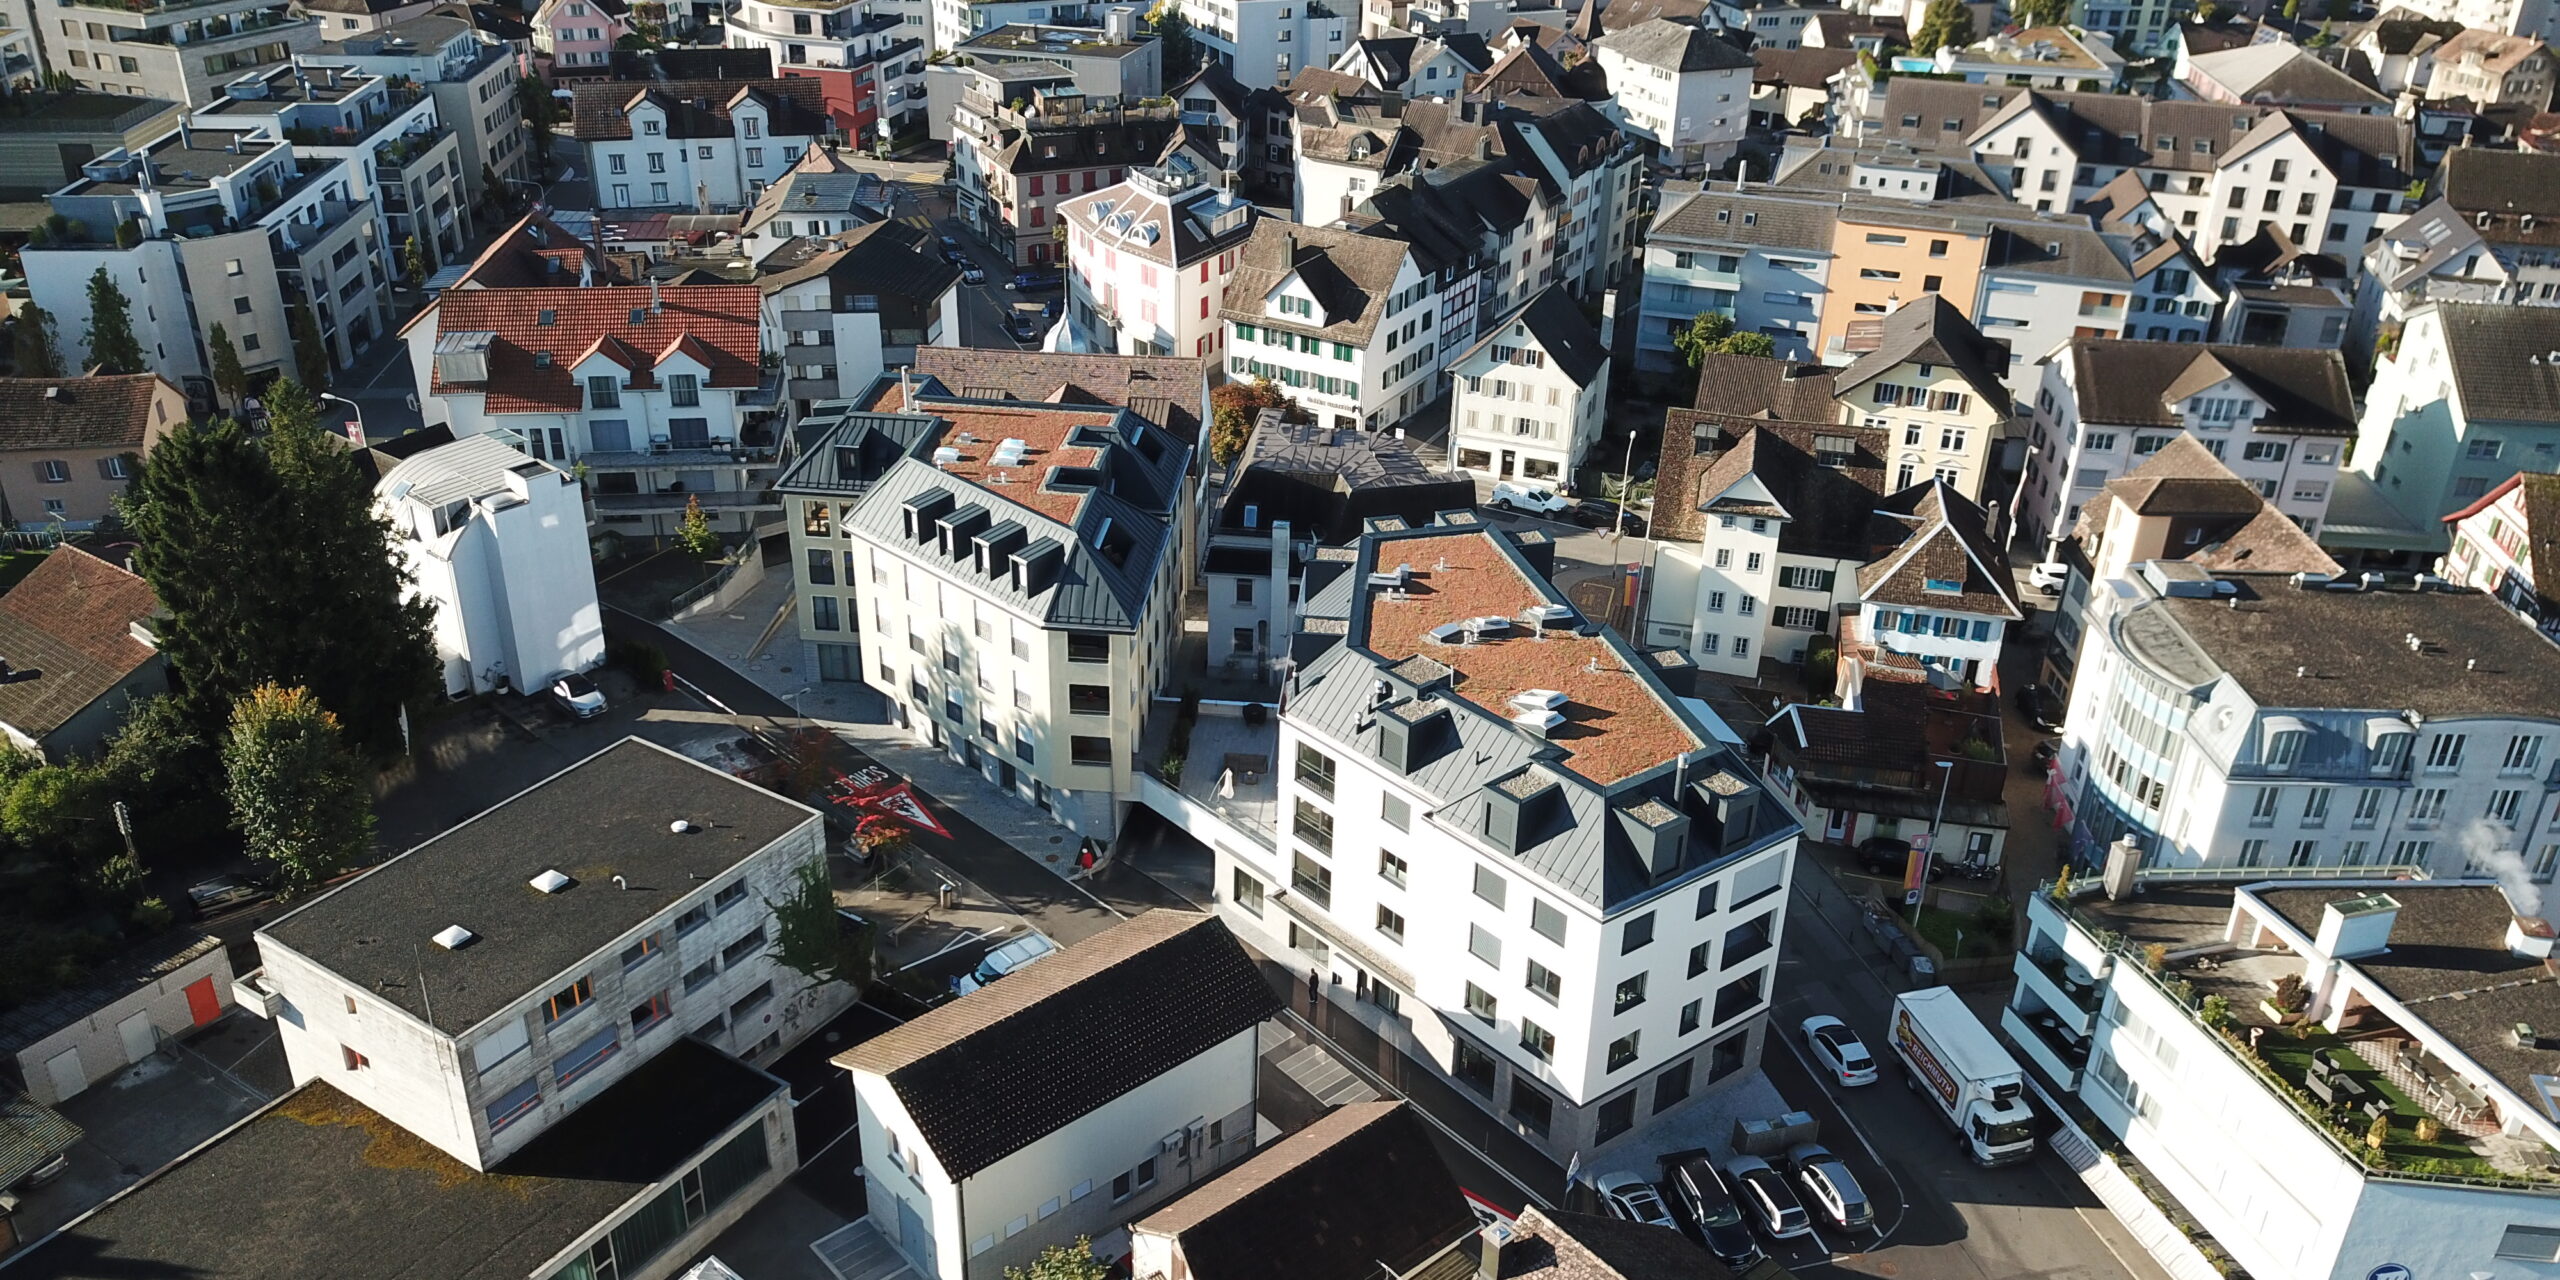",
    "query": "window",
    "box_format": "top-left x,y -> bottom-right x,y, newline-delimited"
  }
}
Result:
723,928 -> 768,968
1524,958 -> 1562,1003
1379,849 -> 1408,887
1530,899 -> 1565,944
1293,799 -> 1333,854
729,981 -> 774,1022
1295,744 -> 1335,799
542,977 -> 592,1025
1453,1038 -> 1498,1094
1596,1090 -> 1638,1142
2495,1226 -> 2560,1263
669,375 -> 700,407
1621,912 -> 1655,954
342,1044 -> 369,1071
620,935 -> 659,971
587,375 -> 620,409
36,460 -> 67,484
2490,789 -> 2526,824
1614,973 -> 1647,1014
1508,1075 -> 1554,1135
1465,981 -> 1498,1023
1066,632 -> 1109,662
1068,684 -> 1110,715
1608,1031 -> 1641,1072
1230,869 -> 1265,917
714,882 -> 748,913
484,1078 -> 540,1132
1519,1019 -> 1555,1062
1292,852 -> 1332,908
1382,793 -> 1409,830
2410,789 -> 2448,824
1713,970 -> 1765,1025
1469,924 -> 1502,967
684,958 -> 718,993
2506,735 -> 2545,775
1723,913 -> 1773,965
2428,734 -> 2467,771
631,992 -> 669,1035
1655,1058 -> 1694,1112
1473,865 -> 1508,909
1070,735 -> 1112,766
554,1025 -> 619,1087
